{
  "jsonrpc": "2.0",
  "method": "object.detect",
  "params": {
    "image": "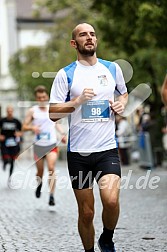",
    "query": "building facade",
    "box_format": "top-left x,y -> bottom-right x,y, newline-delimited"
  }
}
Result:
0,0 -> 53,118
